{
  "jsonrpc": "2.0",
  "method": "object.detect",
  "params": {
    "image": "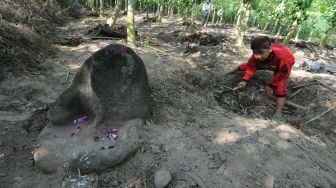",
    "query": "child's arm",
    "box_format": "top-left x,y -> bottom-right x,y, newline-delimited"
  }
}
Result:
241,56 -> 257,81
